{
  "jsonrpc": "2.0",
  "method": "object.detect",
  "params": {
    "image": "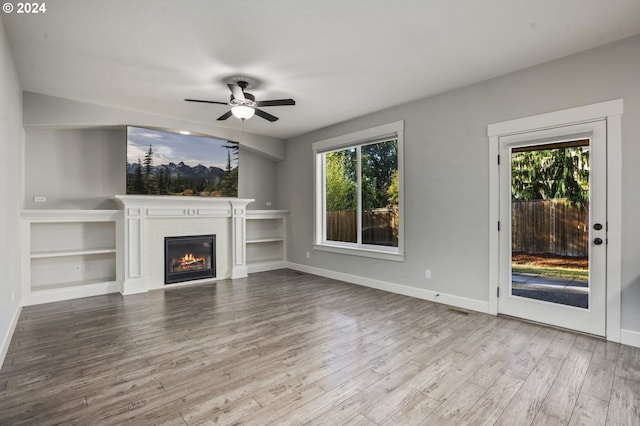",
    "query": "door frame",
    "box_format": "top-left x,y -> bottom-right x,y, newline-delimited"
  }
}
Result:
488,99 -> 623,341
498,122 -> 606,335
